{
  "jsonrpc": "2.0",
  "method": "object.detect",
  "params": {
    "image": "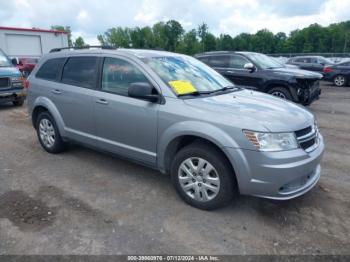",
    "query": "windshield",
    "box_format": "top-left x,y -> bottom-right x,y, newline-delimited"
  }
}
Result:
141,55 -> 234,95
0,50 -> 12,67
244,53 -> 283,69
318,57 -> 333,64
